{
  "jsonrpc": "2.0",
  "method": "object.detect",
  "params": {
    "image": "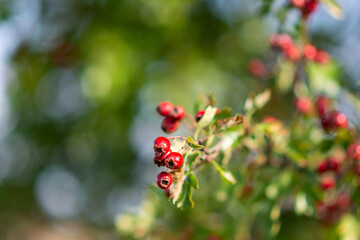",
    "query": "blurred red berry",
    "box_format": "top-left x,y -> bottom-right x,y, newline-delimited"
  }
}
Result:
302,0 -> 318,18
157,101 -> 174,117
284,44 -> 302,62
295,96 -> 313,115
164,188 -> 171,197
347,142 -> 360,160
303,44 -> 318,60
165,152 -> 184,169
290,0 -> 305,8
316,158 -> 339,174
315,50 -> 331,64
270,34 -> 293,51
319,176 -> 336,190
153,137 -> 171,158
320,114 -> 333,130
331,111 -> 348,129
248,59 -> 267,79
315,95 -> 331,117
161,117 -> 180,133
195,110 -> 206,122
169,105 -> 186,120
156,171 -> 173,189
